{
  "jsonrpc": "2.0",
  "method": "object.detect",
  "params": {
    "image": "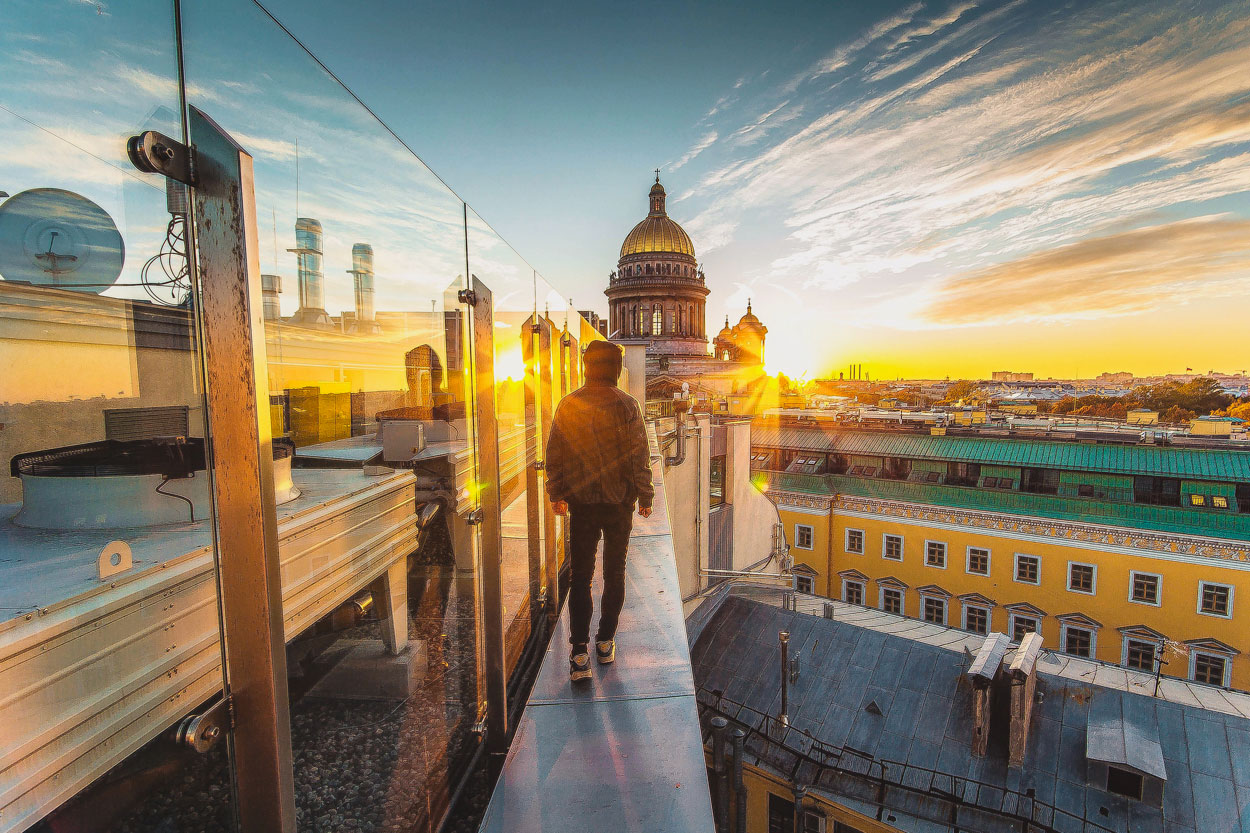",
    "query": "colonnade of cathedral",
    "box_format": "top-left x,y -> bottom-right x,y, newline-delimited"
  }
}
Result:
610,298 -> 706,339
